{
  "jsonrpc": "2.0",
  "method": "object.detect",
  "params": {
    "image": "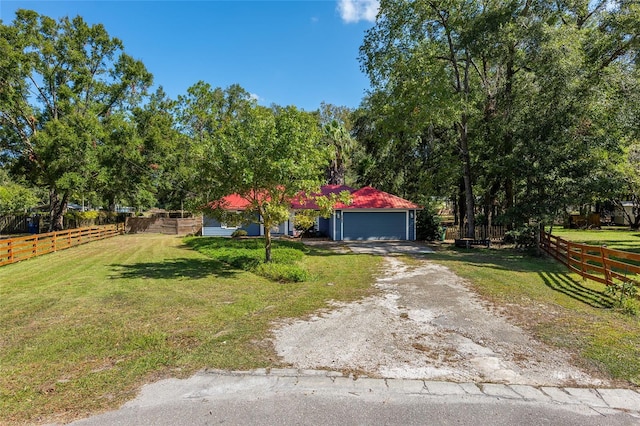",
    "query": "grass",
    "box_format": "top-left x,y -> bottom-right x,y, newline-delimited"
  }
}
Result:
548,227 -> 640,253
0,234 -> 381,425
184,237 -> 309,282
427,245 -> 640,386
